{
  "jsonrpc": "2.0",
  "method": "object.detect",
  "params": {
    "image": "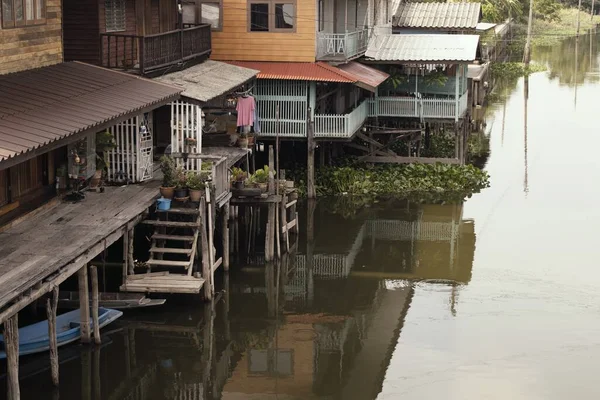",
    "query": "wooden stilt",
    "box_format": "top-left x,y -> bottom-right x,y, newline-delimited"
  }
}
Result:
90,265 -> 101,344
281,194 -> 289,252
200,197 -> 212,300
5,314 -> 20,400
223,201 -> 230,271
307,110 -> 316,199
127,229 -> 135,275
78,266 -> 91,344
122,232 -> 128,282
206,187 -> 215,295
47,287 -> 59,386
